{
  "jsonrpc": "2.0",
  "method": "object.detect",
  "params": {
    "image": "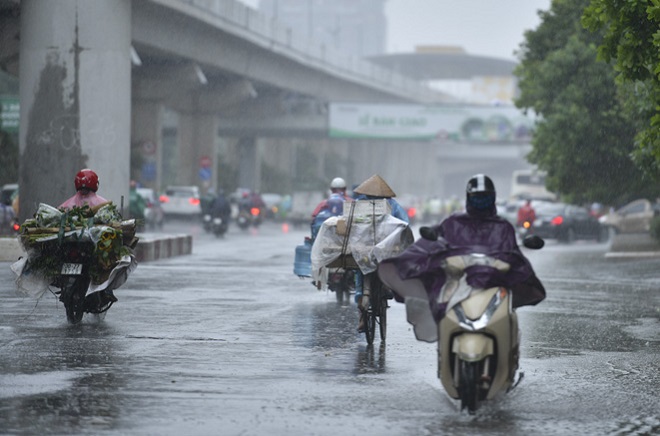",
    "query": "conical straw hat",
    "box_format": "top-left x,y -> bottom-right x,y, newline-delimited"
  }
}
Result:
353,174 -> 396,197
